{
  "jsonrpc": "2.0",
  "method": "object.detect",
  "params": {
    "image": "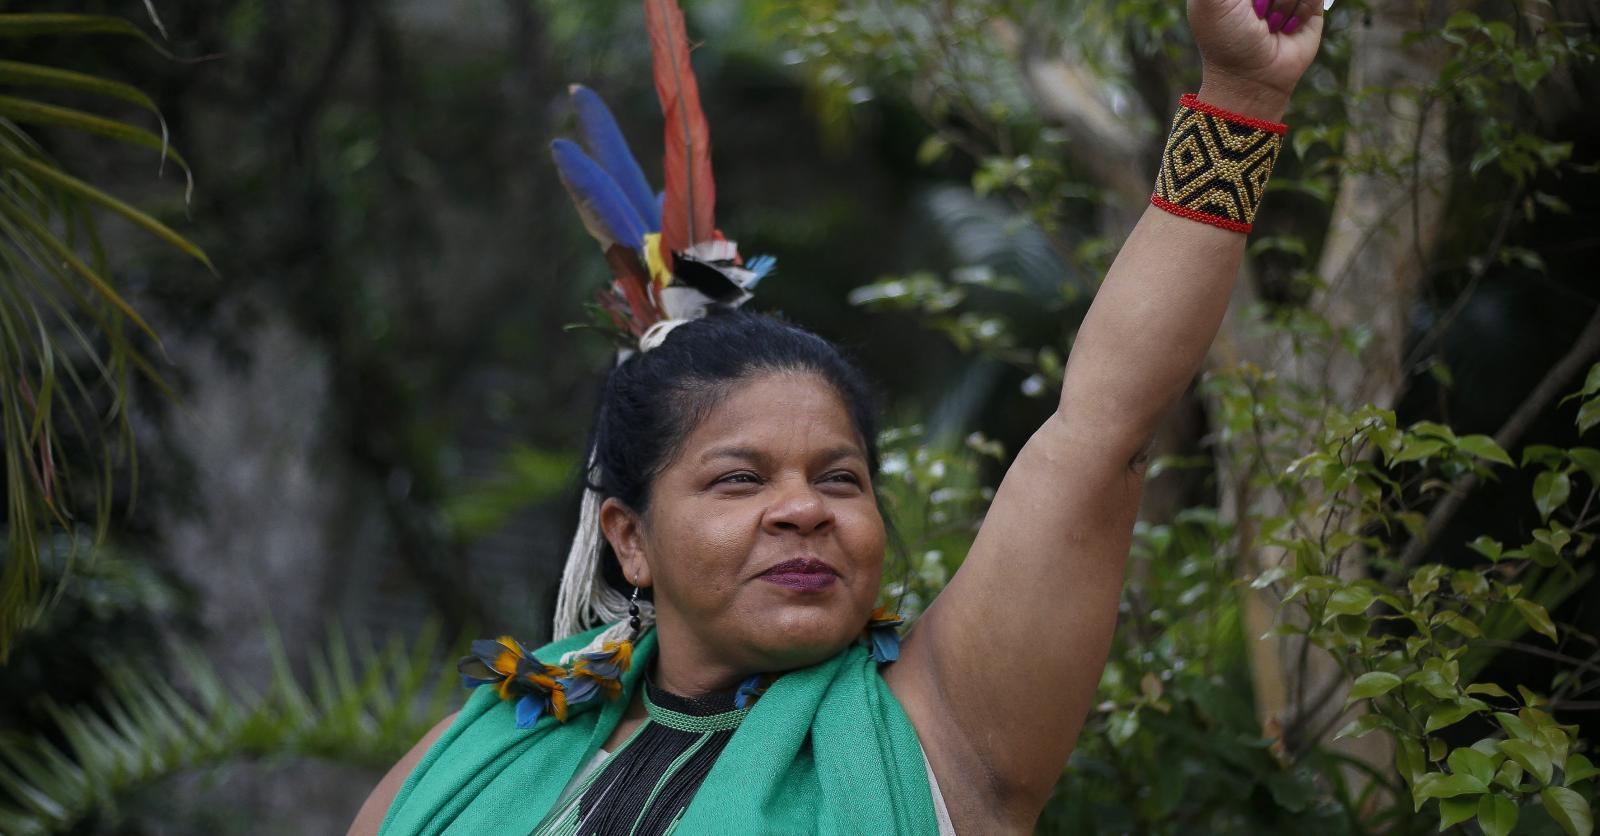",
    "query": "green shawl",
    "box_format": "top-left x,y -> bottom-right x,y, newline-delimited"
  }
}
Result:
378,626 -> 940,834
